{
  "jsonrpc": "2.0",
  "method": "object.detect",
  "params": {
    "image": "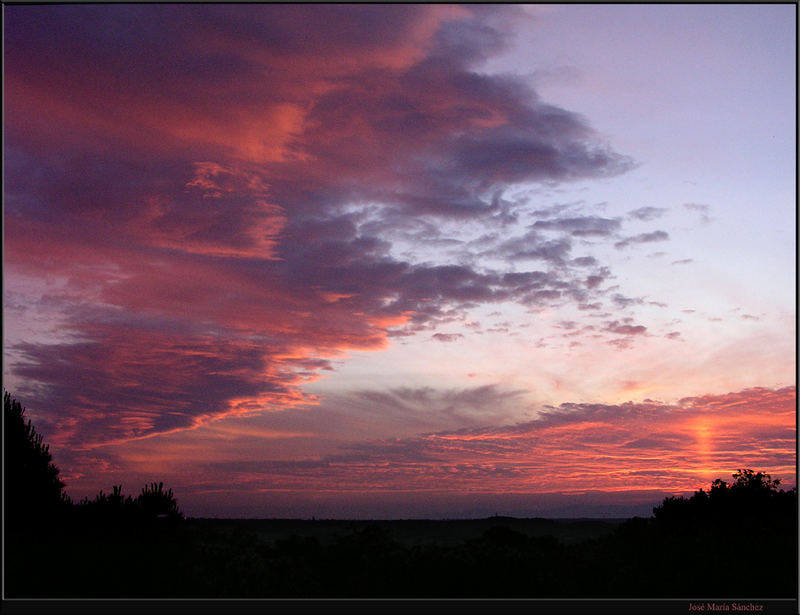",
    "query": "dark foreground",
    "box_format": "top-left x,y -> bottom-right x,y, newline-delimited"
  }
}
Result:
5,390 -> 796,604
6,509 -> 796,599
